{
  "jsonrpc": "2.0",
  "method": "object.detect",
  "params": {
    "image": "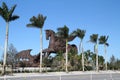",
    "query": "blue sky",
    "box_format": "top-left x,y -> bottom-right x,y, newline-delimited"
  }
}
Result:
0,0 -> 120,61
